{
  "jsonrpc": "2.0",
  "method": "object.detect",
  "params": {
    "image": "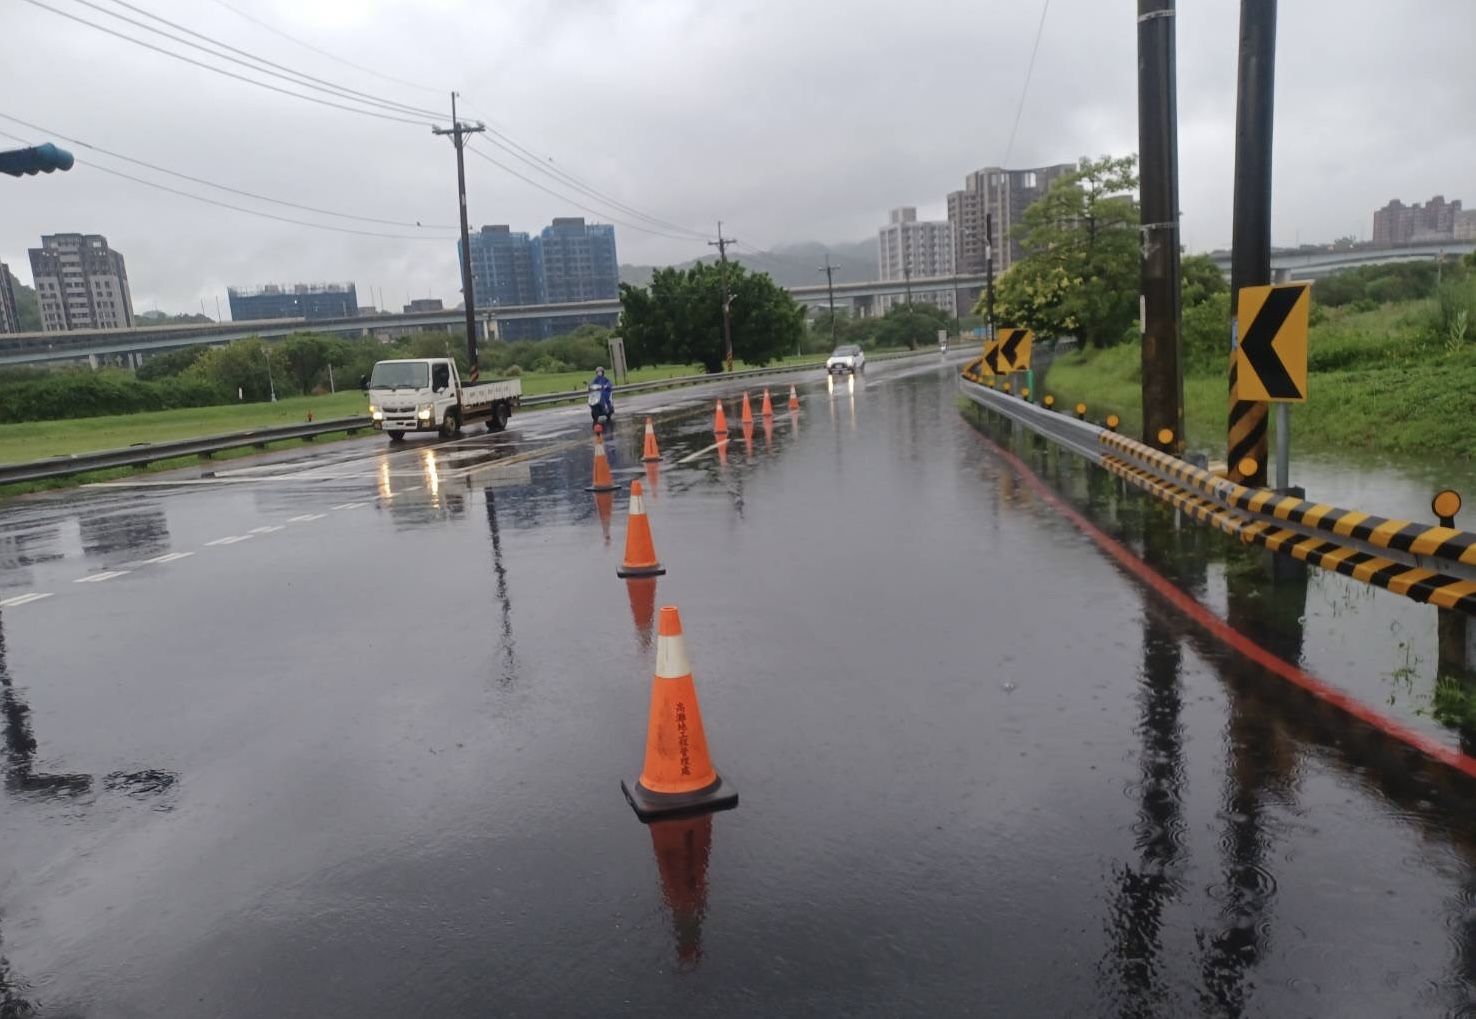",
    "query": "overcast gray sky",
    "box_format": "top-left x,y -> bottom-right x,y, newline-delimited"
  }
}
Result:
2,0 -> 1473,315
